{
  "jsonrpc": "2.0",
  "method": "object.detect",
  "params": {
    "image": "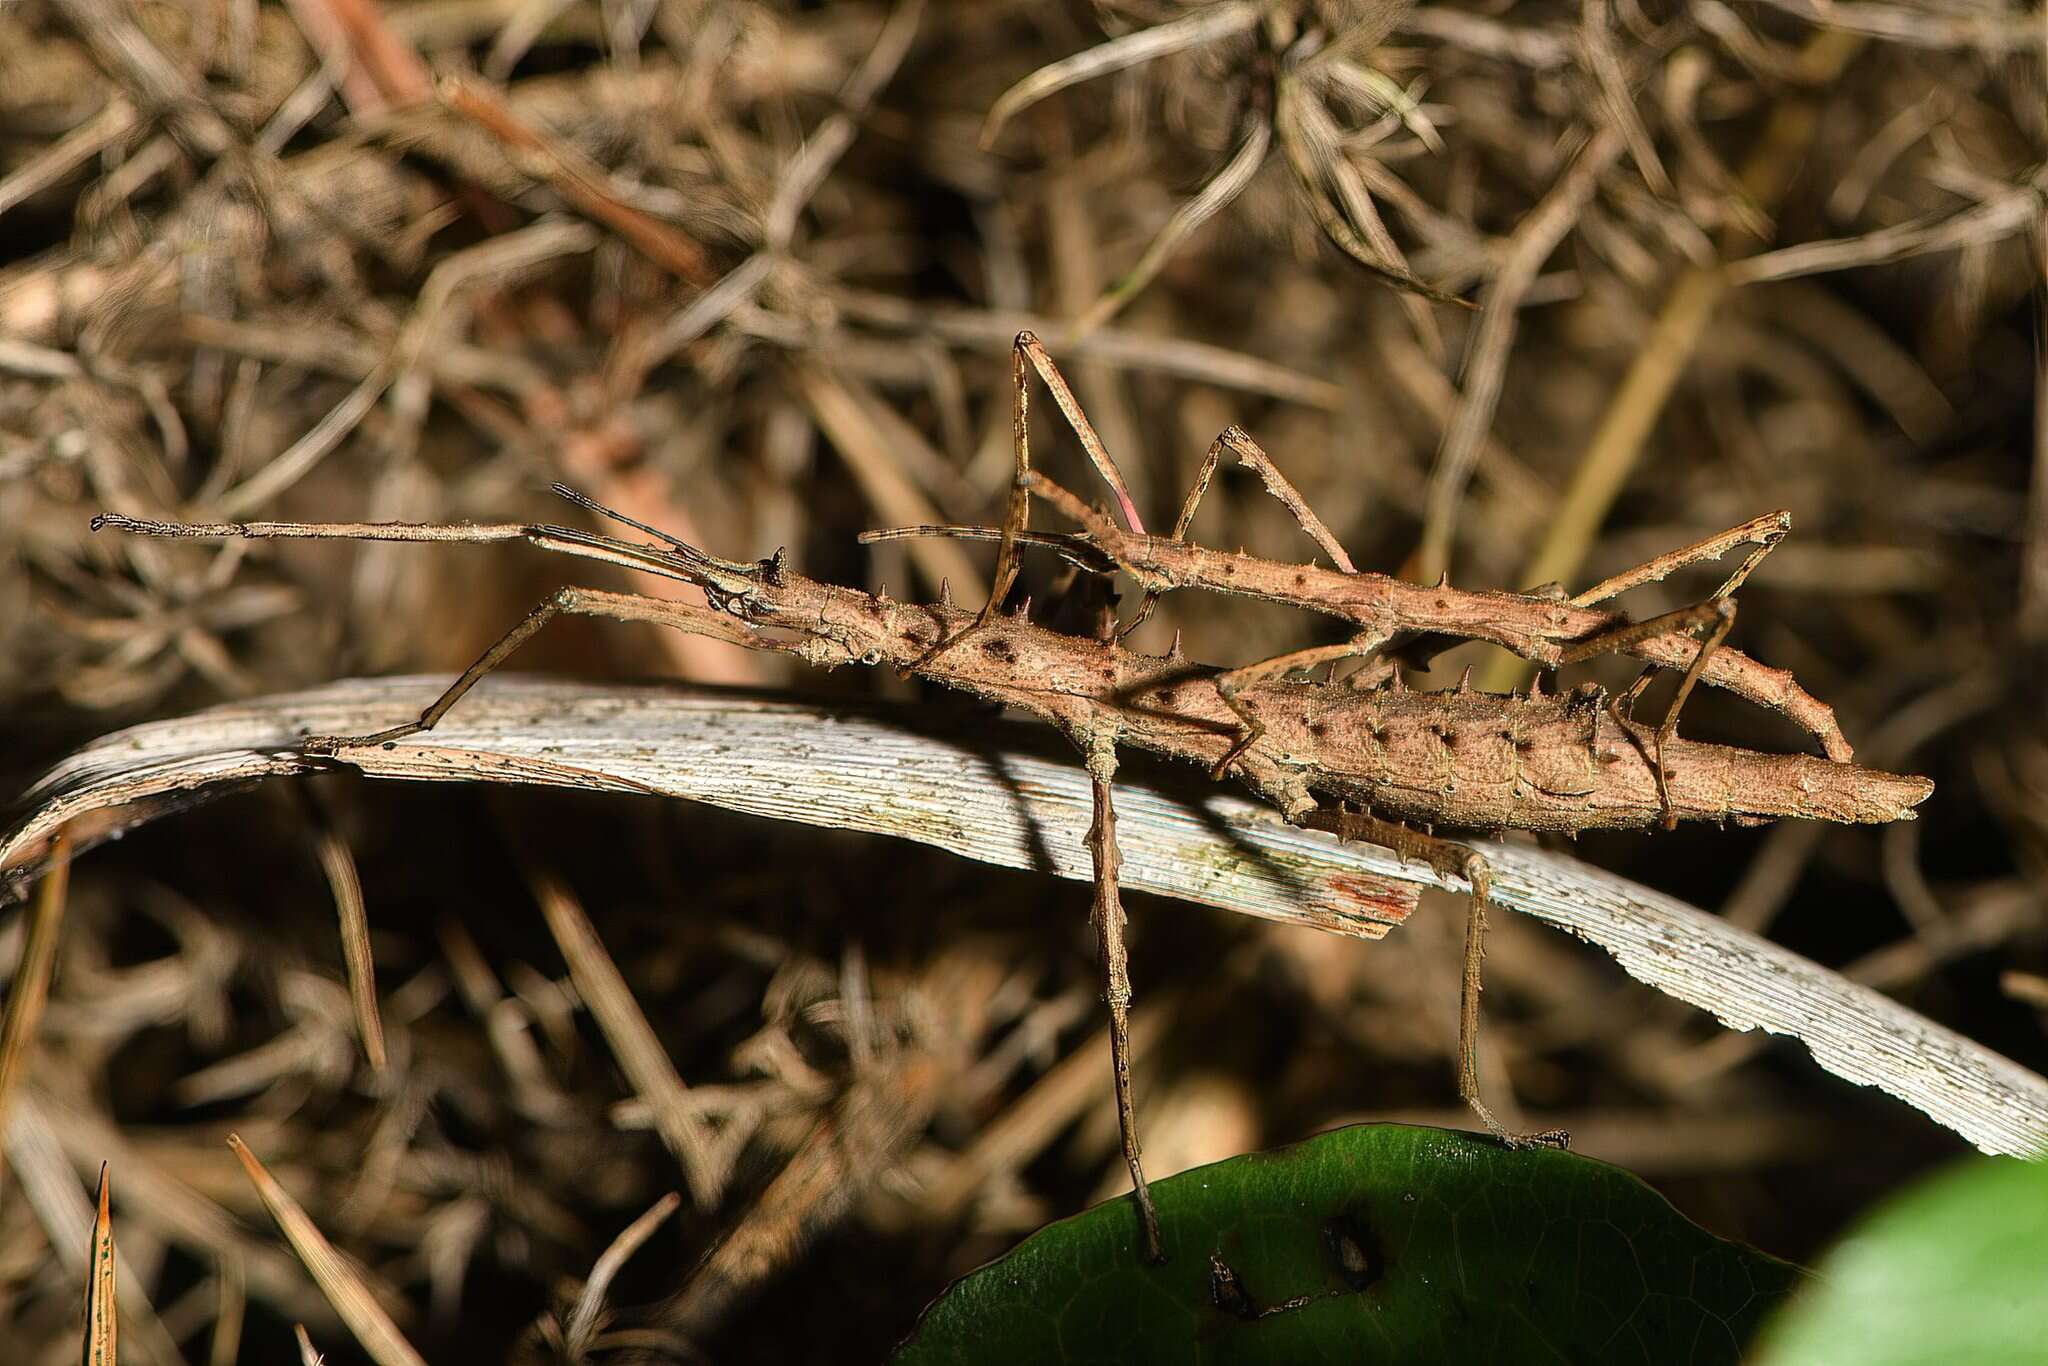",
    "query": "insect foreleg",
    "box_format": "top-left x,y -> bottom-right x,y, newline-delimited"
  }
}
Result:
1016,331 -> 1146,535
907,339 -> 1036,673
300,587 -> 784,754
911,332 -> 1151,668
1294,807 -> 1568,1151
